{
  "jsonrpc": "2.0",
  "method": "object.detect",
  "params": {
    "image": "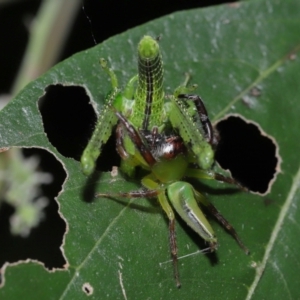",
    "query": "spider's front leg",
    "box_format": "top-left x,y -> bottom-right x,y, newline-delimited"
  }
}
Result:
177,93 -> 217,146
172,74 -> 217,146
187,168 -> 248,192
176,93 -> 247,190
